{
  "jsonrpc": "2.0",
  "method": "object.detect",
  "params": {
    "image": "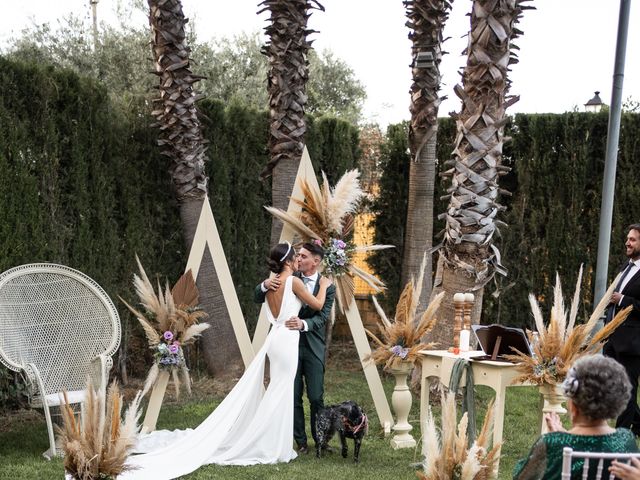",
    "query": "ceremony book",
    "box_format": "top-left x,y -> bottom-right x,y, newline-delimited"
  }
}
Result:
471,324 -> 532,362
